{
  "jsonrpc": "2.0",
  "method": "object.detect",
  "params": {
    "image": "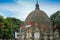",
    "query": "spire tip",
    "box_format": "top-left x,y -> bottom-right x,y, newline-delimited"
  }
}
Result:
36,0 -> 38,4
